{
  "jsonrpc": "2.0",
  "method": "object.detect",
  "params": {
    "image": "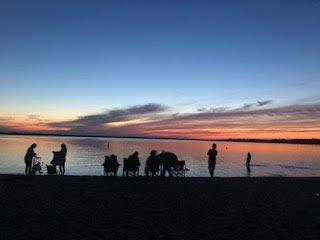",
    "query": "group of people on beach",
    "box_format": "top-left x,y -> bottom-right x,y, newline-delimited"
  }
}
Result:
103,150 -> 183,177
24,143 -> 67,175
24,142 -> 252,177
